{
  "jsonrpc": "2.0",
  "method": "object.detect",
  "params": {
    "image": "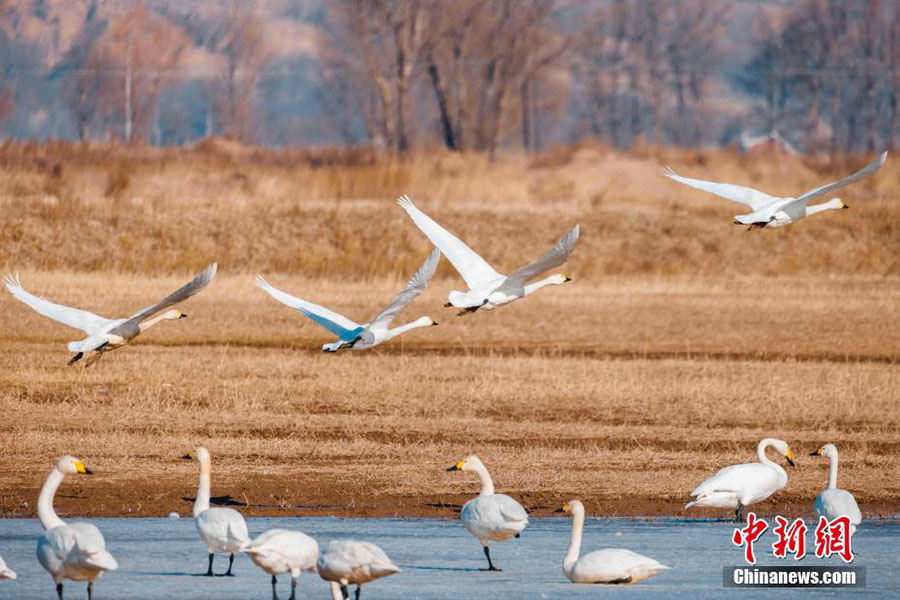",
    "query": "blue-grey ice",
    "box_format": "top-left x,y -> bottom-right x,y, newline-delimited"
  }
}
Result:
0,516 -> 897,598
